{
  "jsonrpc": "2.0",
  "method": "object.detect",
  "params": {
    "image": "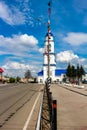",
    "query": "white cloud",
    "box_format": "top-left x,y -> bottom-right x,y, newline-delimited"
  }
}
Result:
0,1 -> 26,25
63,32 -> 87,46
56,50 -> 87,71
56,50 -> 79,63
3,62 -> 28,70
39,48 -> 44,53
84,65 -> 87,69
0,33 -> 42,77
2,62 -> 29,77
19,34 -> 38,46
0,34 -> 38,57
2,61 -> 39,77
